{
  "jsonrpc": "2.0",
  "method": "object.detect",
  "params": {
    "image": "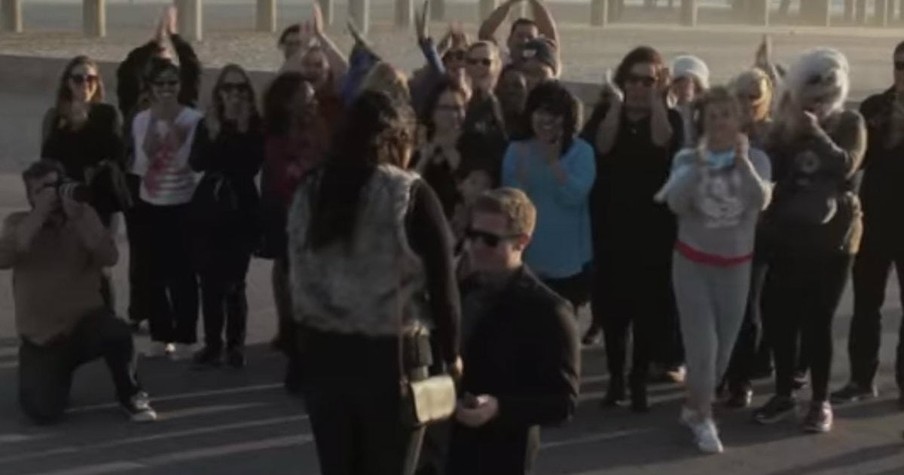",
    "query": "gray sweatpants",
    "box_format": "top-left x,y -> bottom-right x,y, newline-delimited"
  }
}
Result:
673,252 -> 752,414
